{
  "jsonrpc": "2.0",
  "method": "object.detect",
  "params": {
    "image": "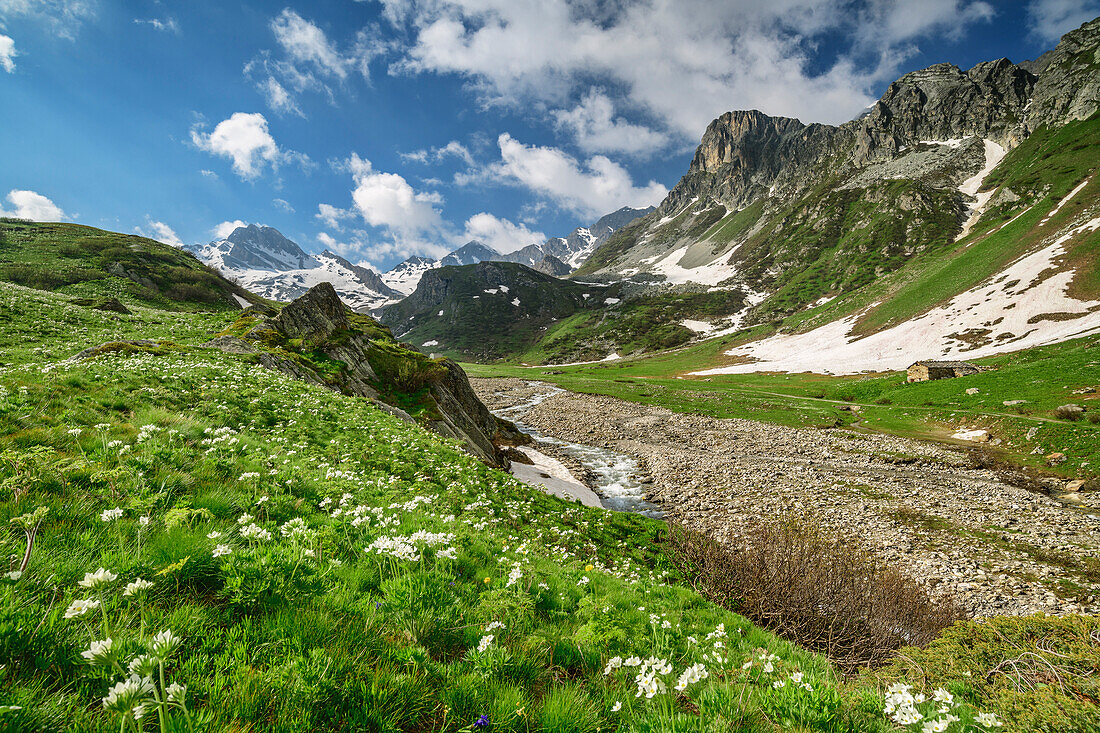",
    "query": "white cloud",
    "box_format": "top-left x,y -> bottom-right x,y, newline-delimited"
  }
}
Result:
401,140 -> 475,166
133,17 -> 179,34
272,8 -> 348,79
461,212 -> 545,253
200,169 -> 219,180
347,153 -> 445,235
315,203 -> 353,230
0,34 -> 16,73
0,0 -> 97,40
212,220 -> 248,240
553,90 -> 669,156
249,10 -> 388,115
261,76 -> 302,116
379,0 -> 999,139
191,112 -> 306,180
0,189 -> 66,221
479,133 -> 668,218
1027,0 -> 1100,42
135,217 -> 183,248
273,198 -> 295,212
